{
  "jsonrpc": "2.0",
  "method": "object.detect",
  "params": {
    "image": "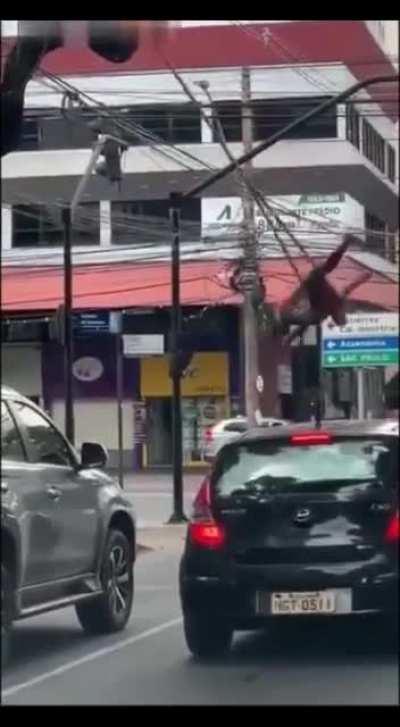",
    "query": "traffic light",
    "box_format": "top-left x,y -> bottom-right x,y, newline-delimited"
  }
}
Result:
88,21 -> 140,63
168,332 -> 194,378
1,21 -> 64,157
95,138 -> 127,183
